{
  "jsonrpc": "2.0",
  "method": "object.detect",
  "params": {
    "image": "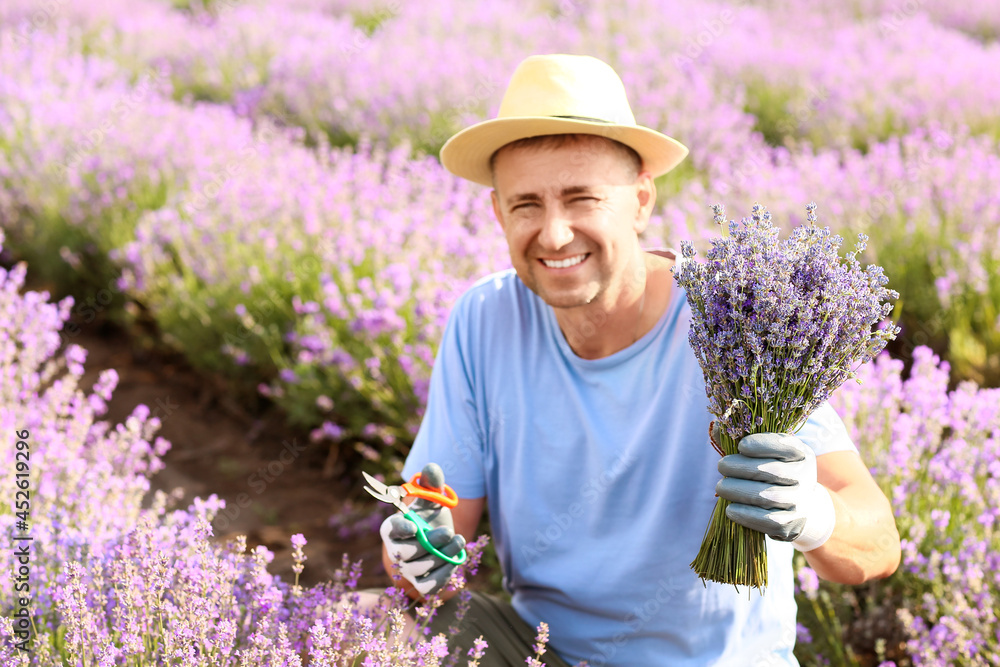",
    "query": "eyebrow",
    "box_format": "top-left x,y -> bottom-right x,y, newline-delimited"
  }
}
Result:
505,185 -> 594,207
